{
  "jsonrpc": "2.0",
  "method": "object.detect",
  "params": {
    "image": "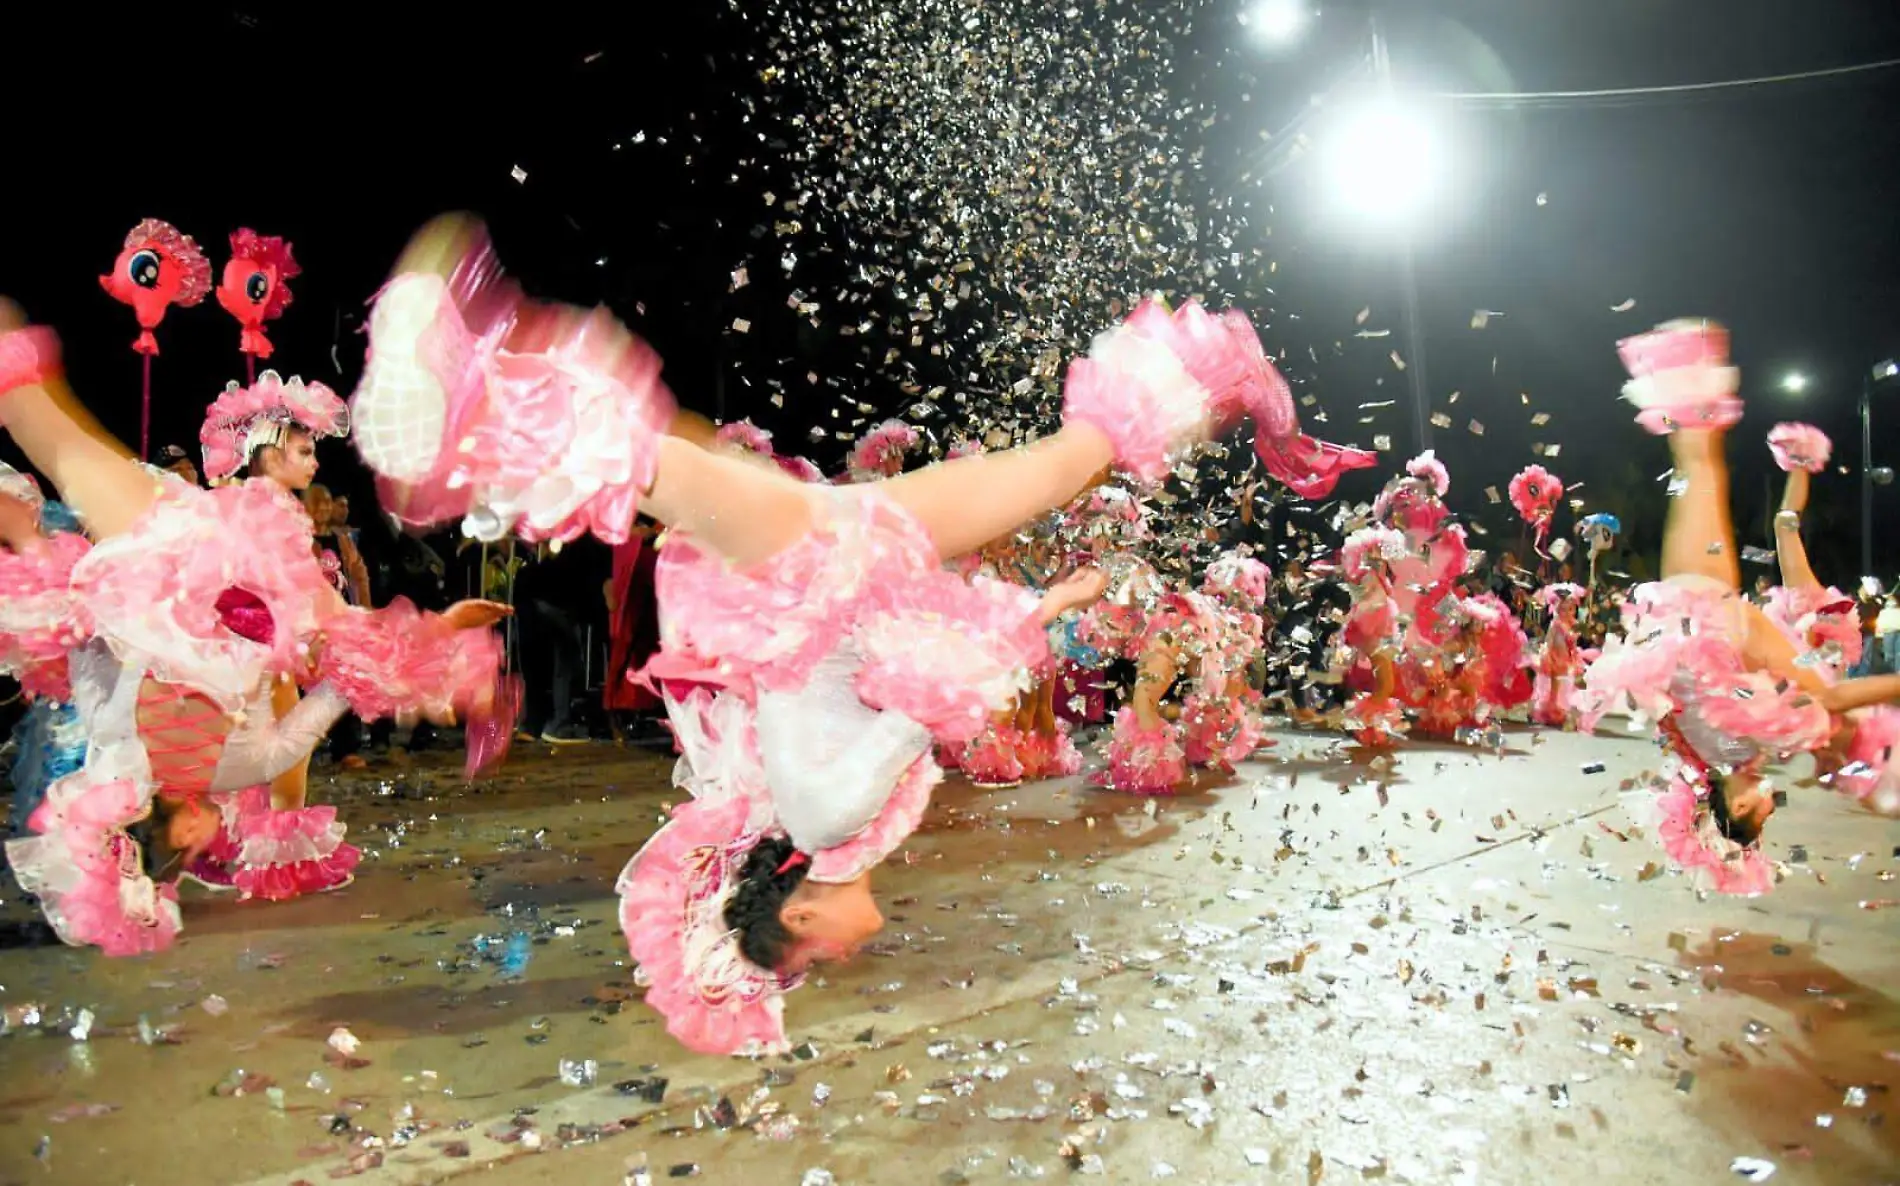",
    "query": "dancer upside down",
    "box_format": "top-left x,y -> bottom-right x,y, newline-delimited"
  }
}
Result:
1760,423 -> 1900,816
1577,319 -> 1900,895
344,213 -> 1374,1054
0,302 -> 510,955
